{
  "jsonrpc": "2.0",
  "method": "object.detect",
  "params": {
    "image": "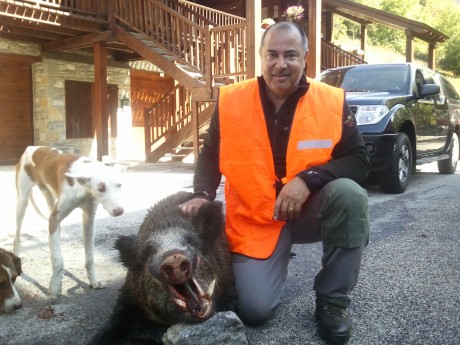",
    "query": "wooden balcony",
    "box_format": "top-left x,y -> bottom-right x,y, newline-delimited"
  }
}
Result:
0,0 -> 368,162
